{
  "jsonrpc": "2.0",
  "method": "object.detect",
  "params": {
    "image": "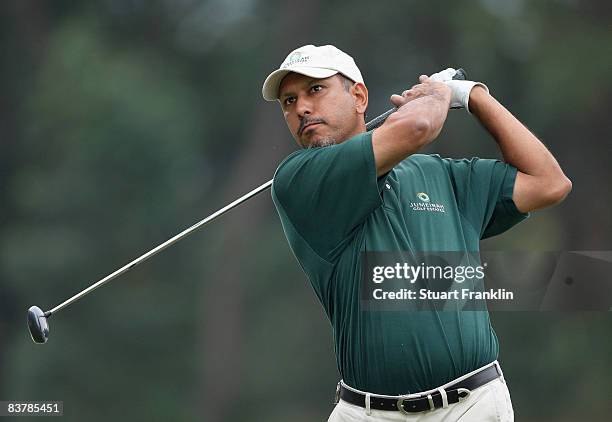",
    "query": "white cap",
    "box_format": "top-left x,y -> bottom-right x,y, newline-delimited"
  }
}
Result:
261,44 -> 364,101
